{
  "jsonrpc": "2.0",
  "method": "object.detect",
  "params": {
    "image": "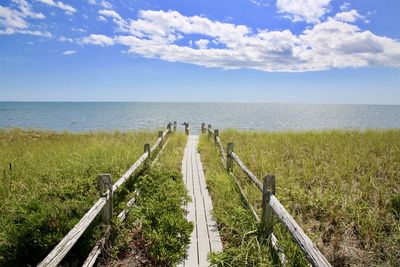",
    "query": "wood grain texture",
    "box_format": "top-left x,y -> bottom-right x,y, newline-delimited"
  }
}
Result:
38,197 -> 108,267
179,135 -> 223,267
270,195 -> 331,267
230,152 -> 263,191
